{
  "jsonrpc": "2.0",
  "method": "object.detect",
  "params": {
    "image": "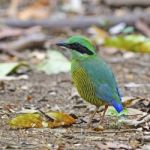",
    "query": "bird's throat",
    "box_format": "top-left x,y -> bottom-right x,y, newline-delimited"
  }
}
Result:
71,50 -> 84,59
